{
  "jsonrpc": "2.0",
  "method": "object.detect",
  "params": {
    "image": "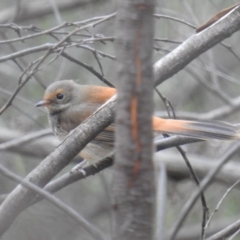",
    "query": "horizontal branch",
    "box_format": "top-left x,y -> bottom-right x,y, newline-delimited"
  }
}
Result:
154,152 -> 240,188
0,128 -> 57,158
